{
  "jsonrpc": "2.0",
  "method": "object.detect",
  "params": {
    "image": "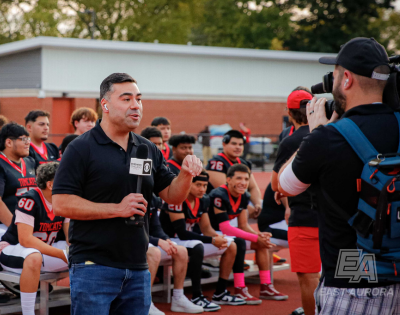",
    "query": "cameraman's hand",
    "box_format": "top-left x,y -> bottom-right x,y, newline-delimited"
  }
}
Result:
275,191 -> 284,205
285,207 -> 291,225
307,97 -> 339,132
